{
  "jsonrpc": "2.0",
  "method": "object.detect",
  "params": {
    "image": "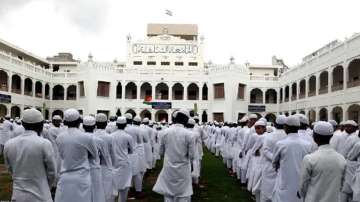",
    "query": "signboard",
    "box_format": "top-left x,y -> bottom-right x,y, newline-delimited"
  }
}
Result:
0,94 -> 11,103
248,105 -> 266,112
151,102 -> 172,109
133,44 -> 198,54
